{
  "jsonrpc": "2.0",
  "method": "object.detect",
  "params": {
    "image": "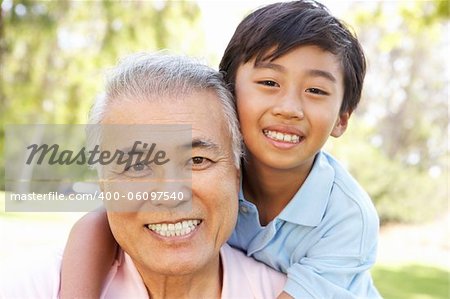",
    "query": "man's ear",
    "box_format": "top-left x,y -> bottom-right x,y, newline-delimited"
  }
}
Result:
98,177 -> 105,193
331,111 -> 350,137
